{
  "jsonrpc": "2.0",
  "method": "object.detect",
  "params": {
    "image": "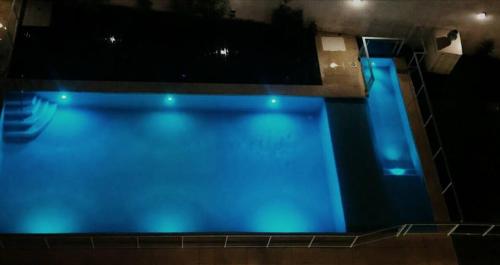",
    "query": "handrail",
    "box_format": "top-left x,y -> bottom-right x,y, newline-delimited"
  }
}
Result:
360,36 -> 405,95
407,48 -> 464,222
362,36 -> 406,57
0,223 -> 498,249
